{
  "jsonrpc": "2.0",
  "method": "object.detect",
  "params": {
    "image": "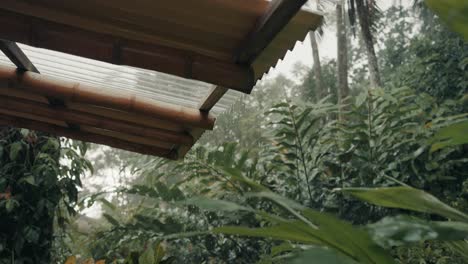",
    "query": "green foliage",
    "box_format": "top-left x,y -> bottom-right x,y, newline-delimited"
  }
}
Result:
138,242 -> 173,264
288,247 -> 358,264
202,187 -> 395,264
342,187 -> 468,221
76,83 -> 467,263
264,98 -> 337,204
430,120 -> 468,152
425,0 -> 468,40
342,184 -> 468,263
58,3 -> 468,263
299,60 -> 339,103
367,215 -> 468,248
0,128 -> 90,264
384,15 -> 468,101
